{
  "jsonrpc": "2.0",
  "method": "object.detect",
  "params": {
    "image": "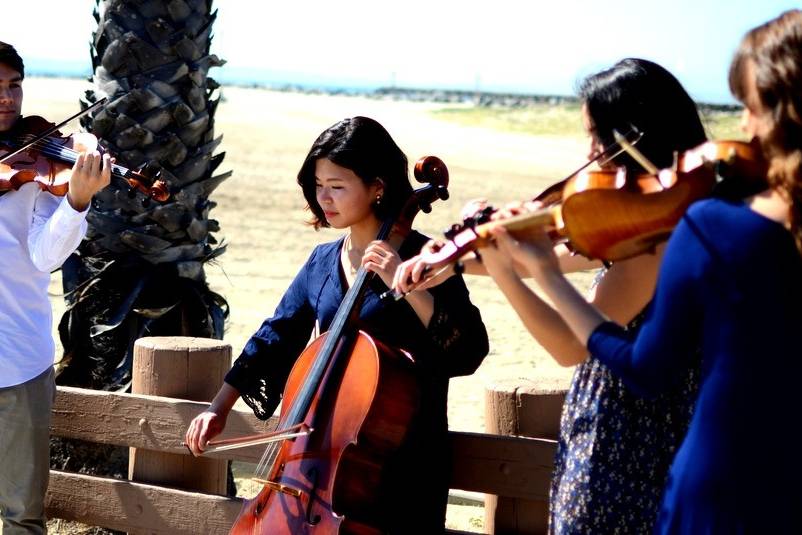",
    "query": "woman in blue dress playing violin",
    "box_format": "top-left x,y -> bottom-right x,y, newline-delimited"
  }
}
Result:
482,10 -> 802,533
